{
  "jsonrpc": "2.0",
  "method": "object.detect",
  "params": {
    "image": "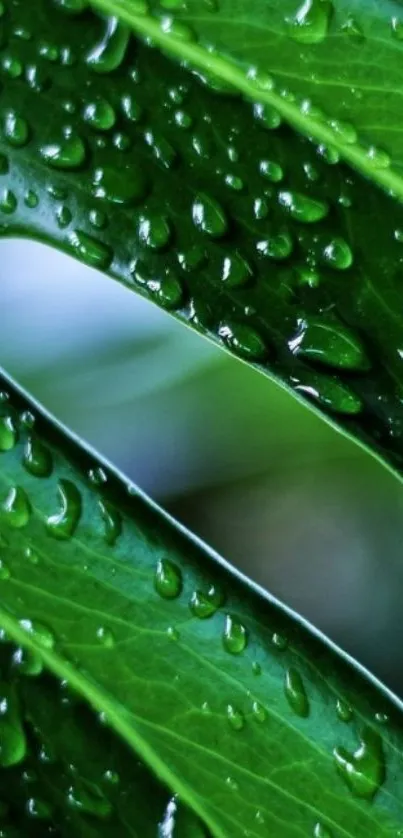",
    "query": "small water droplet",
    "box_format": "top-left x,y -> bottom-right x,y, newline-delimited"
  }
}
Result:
223,614 -> 247,654
257,231 -> 293,260
253,102 -> 281,130
272,631 -> 288,650
0,188 -> 17,214
189,585 -> 223,618
219,322 -> 267,361
92,164 -> 148,205
155,559 -> 182,599
192,194 -> 227,238
287,0 -> 333,44
226,704 -> 244,731
1,487 -> 30,528
278,189 -> 328,223
0,559 -> 10,581
67,780 -> 113,818
138,213 -> 171,250
24,189 -> 39,208
2,110 -> 29,147
144,128 -> 177,169
12,646 -> 43,677
391,16 -> 403,39
98,499 -> 122,545
20,618 -> 55,650
83,97 -> 116,131
121,93 -> 143,123
46,479 -> 81,540
328,118 -> 357,145
333,726 -> 385,800
221,253 -> 252,287
96,626 -> 115,648
0,416 -> 17,452
69,230 -> 112,268
251,700 -> 267,723
366,145 -> 390,169
0,685 -> 26,767
284,667 -> 309,717
336,699 -> 353,722
314,823 -> 333,838
259,159 -> 284,182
